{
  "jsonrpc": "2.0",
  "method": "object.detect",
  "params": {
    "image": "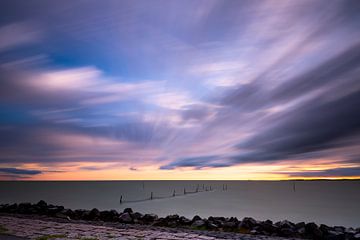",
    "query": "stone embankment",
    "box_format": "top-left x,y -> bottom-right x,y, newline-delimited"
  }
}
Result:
0,201 -> 359,240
